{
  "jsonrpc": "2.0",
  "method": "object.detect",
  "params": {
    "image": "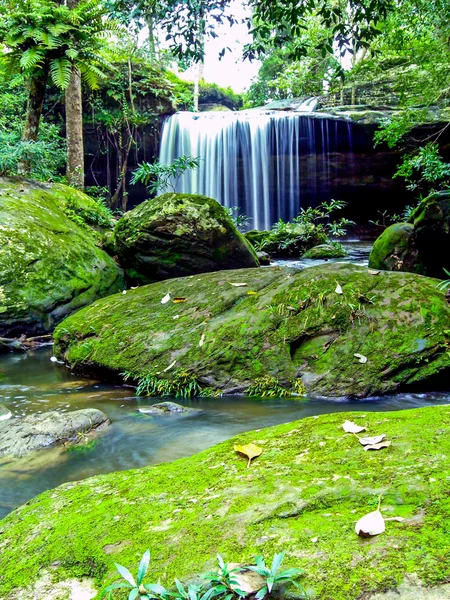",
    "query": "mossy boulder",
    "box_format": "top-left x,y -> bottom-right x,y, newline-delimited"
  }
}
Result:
1,405 -> 450,599
113,193 -> 259,283
369,192 -> 450,278
302,243 -> 347,259
0,177 -> 125,337
368,223 -> 425,274
54,263 -> 450,398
